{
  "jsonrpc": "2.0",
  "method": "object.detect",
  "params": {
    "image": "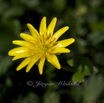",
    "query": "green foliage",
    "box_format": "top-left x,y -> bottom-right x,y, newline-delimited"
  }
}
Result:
12,92 -> 39,103
0,56 -> 12,76
82,75 -> 104,103
52,0 -> 66,11
2,6 -> 24,19
89,20 -> 104,31
21,0 -> 40,8
72,69 -> 84,82
67,59 -> 74,67
43,91 -> 60,103
70,75 -> 104,103
72,65 -> 90,82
